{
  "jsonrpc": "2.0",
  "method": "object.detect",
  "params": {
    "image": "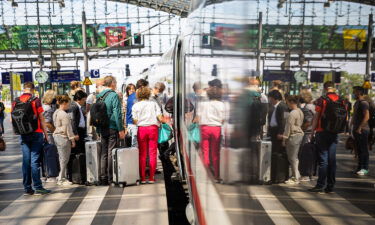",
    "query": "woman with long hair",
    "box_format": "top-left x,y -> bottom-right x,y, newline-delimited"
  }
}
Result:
53,95 -> 76,186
